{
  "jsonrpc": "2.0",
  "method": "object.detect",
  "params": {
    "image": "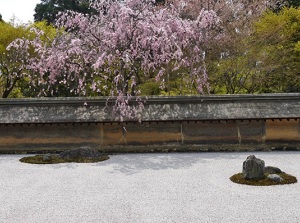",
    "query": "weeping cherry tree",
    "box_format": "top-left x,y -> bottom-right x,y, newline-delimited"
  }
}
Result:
8,0 -> 219,121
